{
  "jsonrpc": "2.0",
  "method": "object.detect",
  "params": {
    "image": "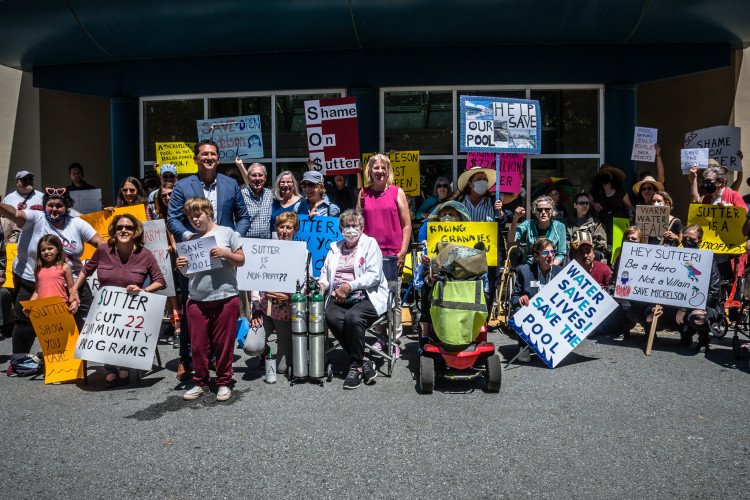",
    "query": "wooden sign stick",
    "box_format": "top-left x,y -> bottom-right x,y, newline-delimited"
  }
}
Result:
645,305 -> 661,356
